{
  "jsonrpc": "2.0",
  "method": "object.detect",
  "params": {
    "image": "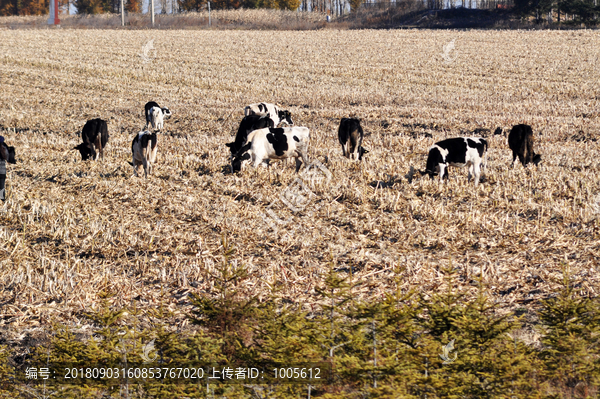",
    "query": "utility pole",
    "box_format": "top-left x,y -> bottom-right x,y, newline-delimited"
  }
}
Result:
208,1 -> 211,27
47,0 -> 60,25
121,0 -> 124,26
151,0 -> 155,26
